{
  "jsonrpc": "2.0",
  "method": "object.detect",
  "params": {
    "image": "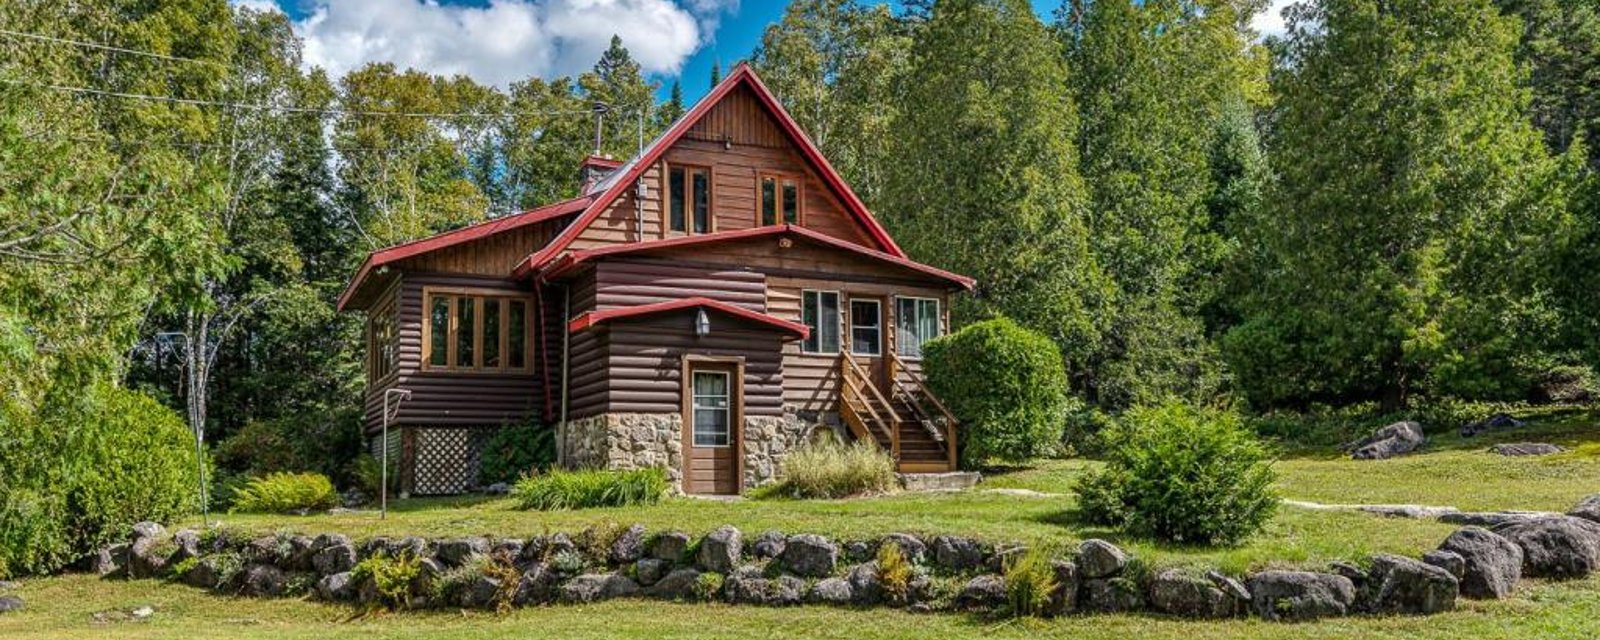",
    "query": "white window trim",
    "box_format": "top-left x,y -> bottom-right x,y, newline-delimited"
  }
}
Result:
691,370 -> 733,449
895,296 -> 942,360
800,289 -> 841,355
849,298 -> 883,357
